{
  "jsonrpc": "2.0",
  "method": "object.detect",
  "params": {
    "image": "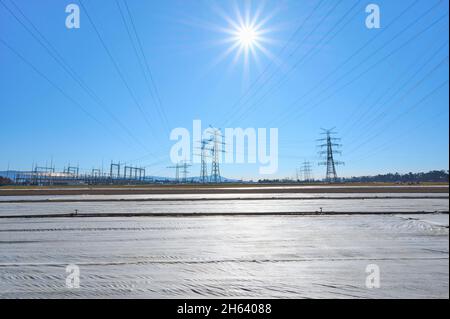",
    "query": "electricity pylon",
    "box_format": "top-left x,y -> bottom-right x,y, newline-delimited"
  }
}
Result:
180,161 -> 192,183
299,161 -> 313,182
167,163 -> 181,183
317,128 -> 344,183
198,137 -> 213,183
208,126 -> 225,183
